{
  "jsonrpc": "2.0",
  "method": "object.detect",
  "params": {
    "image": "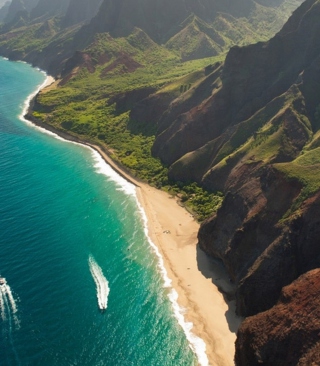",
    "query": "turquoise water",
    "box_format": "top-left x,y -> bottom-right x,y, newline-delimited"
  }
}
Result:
0,58 -> 198,365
